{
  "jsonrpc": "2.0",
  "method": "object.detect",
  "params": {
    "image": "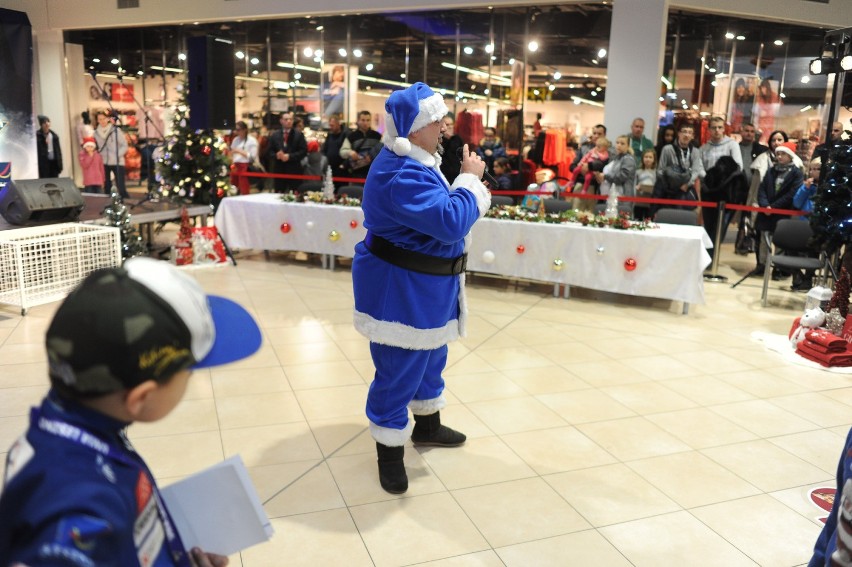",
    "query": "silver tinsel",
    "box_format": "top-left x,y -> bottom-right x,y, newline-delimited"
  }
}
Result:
825,307 -> 846,336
